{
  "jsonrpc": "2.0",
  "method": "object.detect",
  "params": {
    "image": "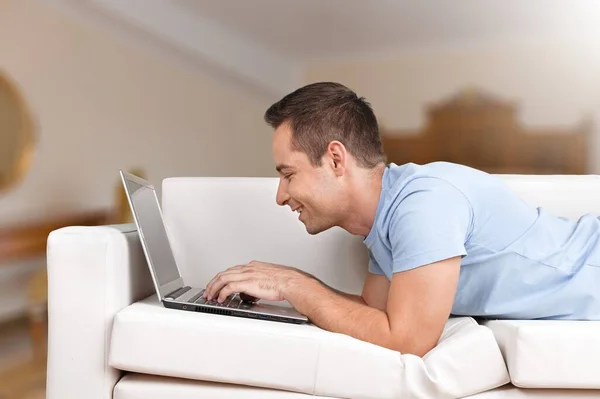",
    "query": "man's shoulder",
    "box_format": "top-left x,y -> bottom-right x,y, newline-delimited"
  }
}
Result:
385,161 -> 487,197
382,162 -> 536,234
374,162 -> 477,230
